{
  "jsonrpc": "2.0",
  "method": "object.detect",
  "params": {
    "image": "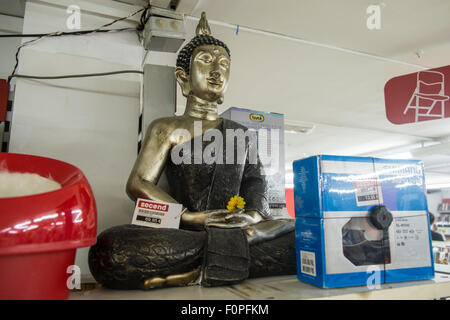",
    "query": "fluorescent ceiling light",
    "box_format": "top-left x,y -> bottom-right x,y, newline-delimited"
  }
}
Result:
410,142 -> 450,157
427,183 -> 450,190
383,152 -> 413,159
284,120 -> 316,135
